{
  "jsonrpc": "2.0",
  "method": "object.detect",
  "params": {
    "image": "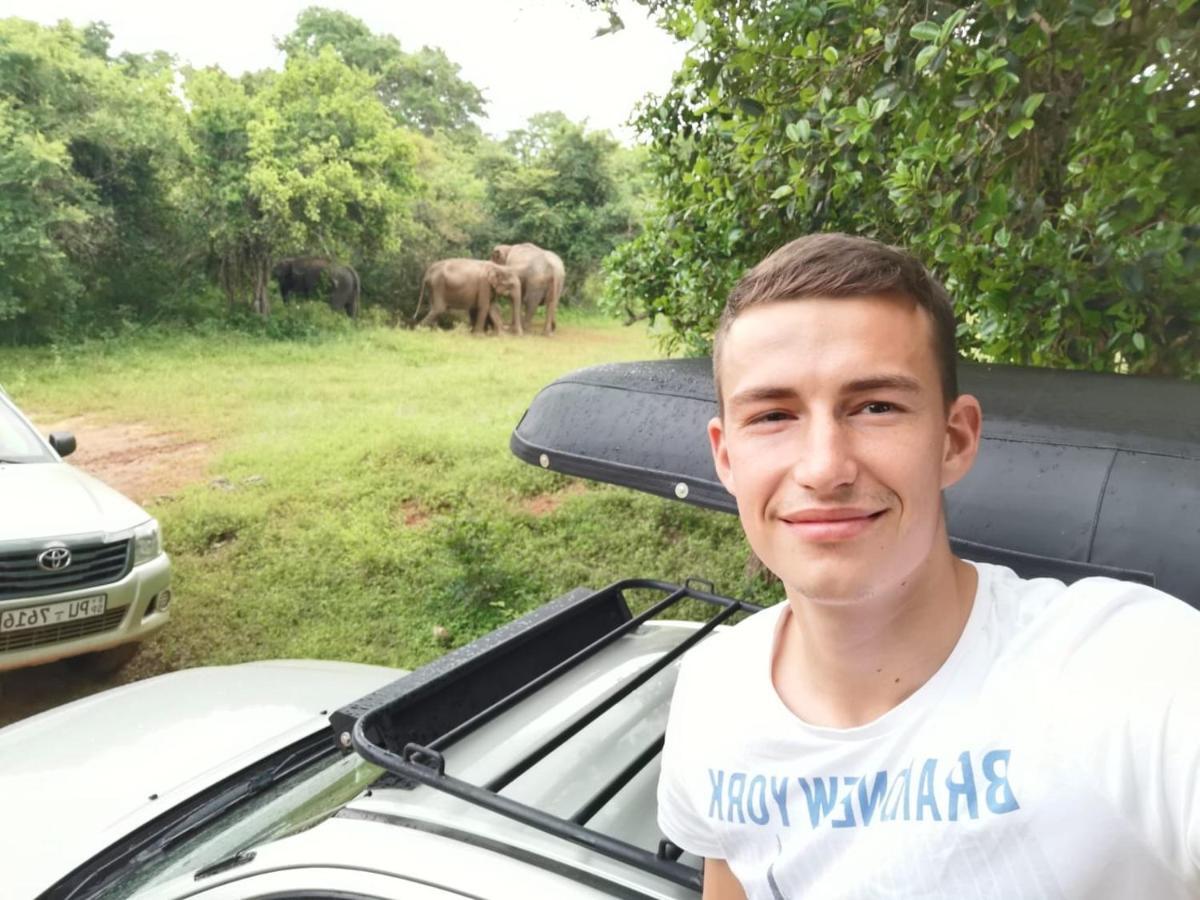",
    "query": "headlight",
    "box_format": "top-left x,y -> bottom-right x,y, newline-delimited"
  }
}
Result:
132,519 -> 163,565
